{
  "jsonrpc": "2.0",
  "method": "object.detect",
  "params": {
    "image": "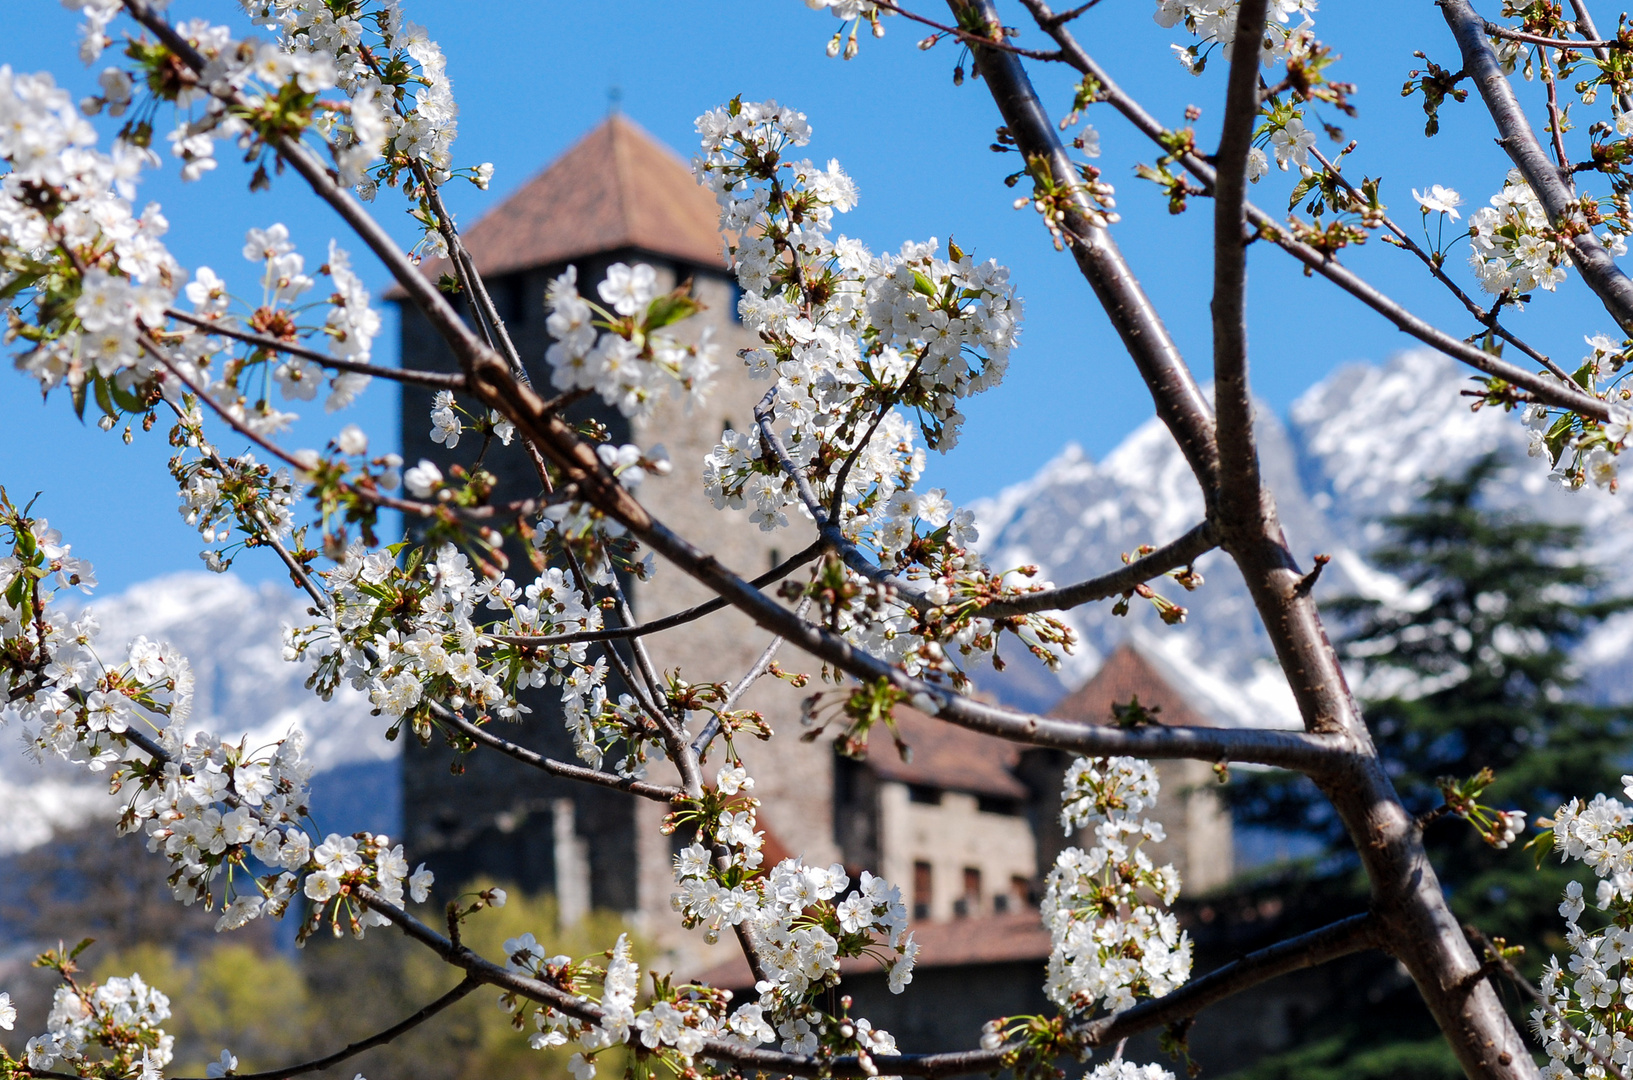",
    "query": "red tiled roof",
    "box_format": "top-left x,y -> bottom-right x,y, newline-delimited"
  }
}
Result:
864,707 -> 1029,800
389,114 -> 726,297
690,912 -> 1052,989
1047,643 -> 1216,729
